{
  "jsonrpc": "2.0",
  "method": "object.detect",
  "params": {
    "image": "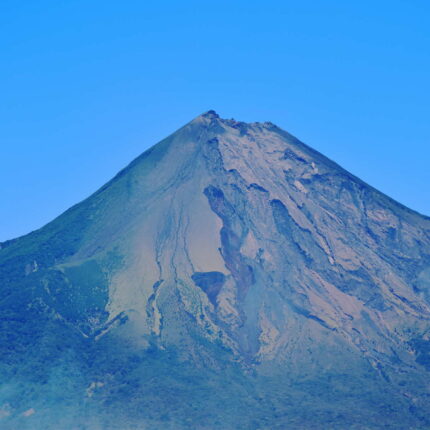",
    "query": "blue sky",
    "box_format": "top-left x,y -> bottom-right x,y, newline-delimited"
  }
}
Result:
1,0 -> 429,241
